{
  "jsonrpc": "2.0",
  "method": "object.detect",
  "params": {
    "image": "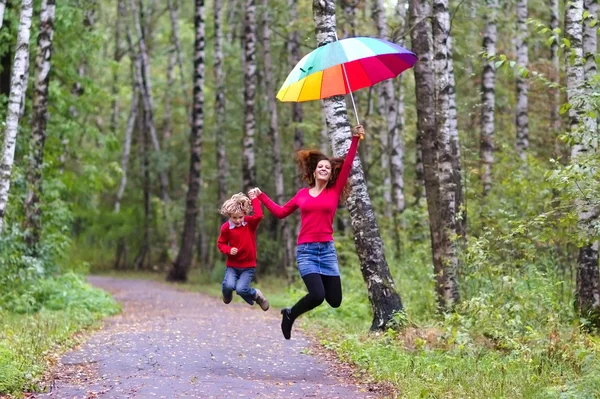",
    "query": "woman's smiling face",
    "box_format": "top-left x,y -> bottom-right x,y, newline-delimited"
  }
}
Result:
314,160 -> 332,182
